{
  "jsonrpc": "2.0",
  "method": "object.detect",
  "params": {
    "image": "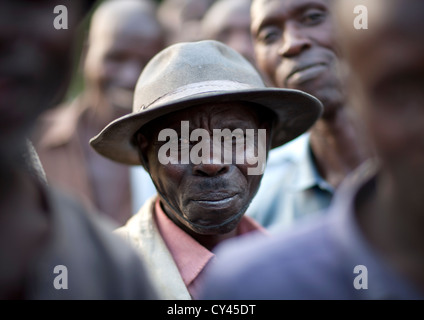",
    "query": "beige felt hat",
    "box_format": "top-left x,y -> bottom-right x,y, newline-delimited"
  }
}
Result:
90,40 -> 323,165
